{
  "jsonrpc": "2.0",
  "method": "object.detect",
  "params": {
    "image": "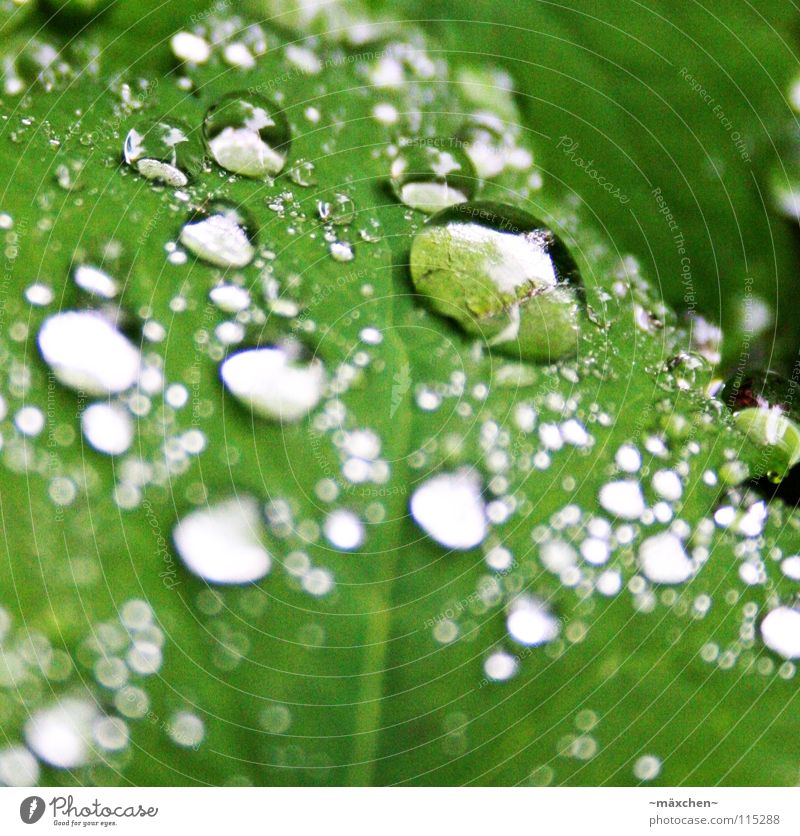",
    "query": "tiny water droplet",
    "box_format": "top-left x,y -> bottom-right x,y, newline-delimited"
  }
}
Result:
317,192 -> 356,225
